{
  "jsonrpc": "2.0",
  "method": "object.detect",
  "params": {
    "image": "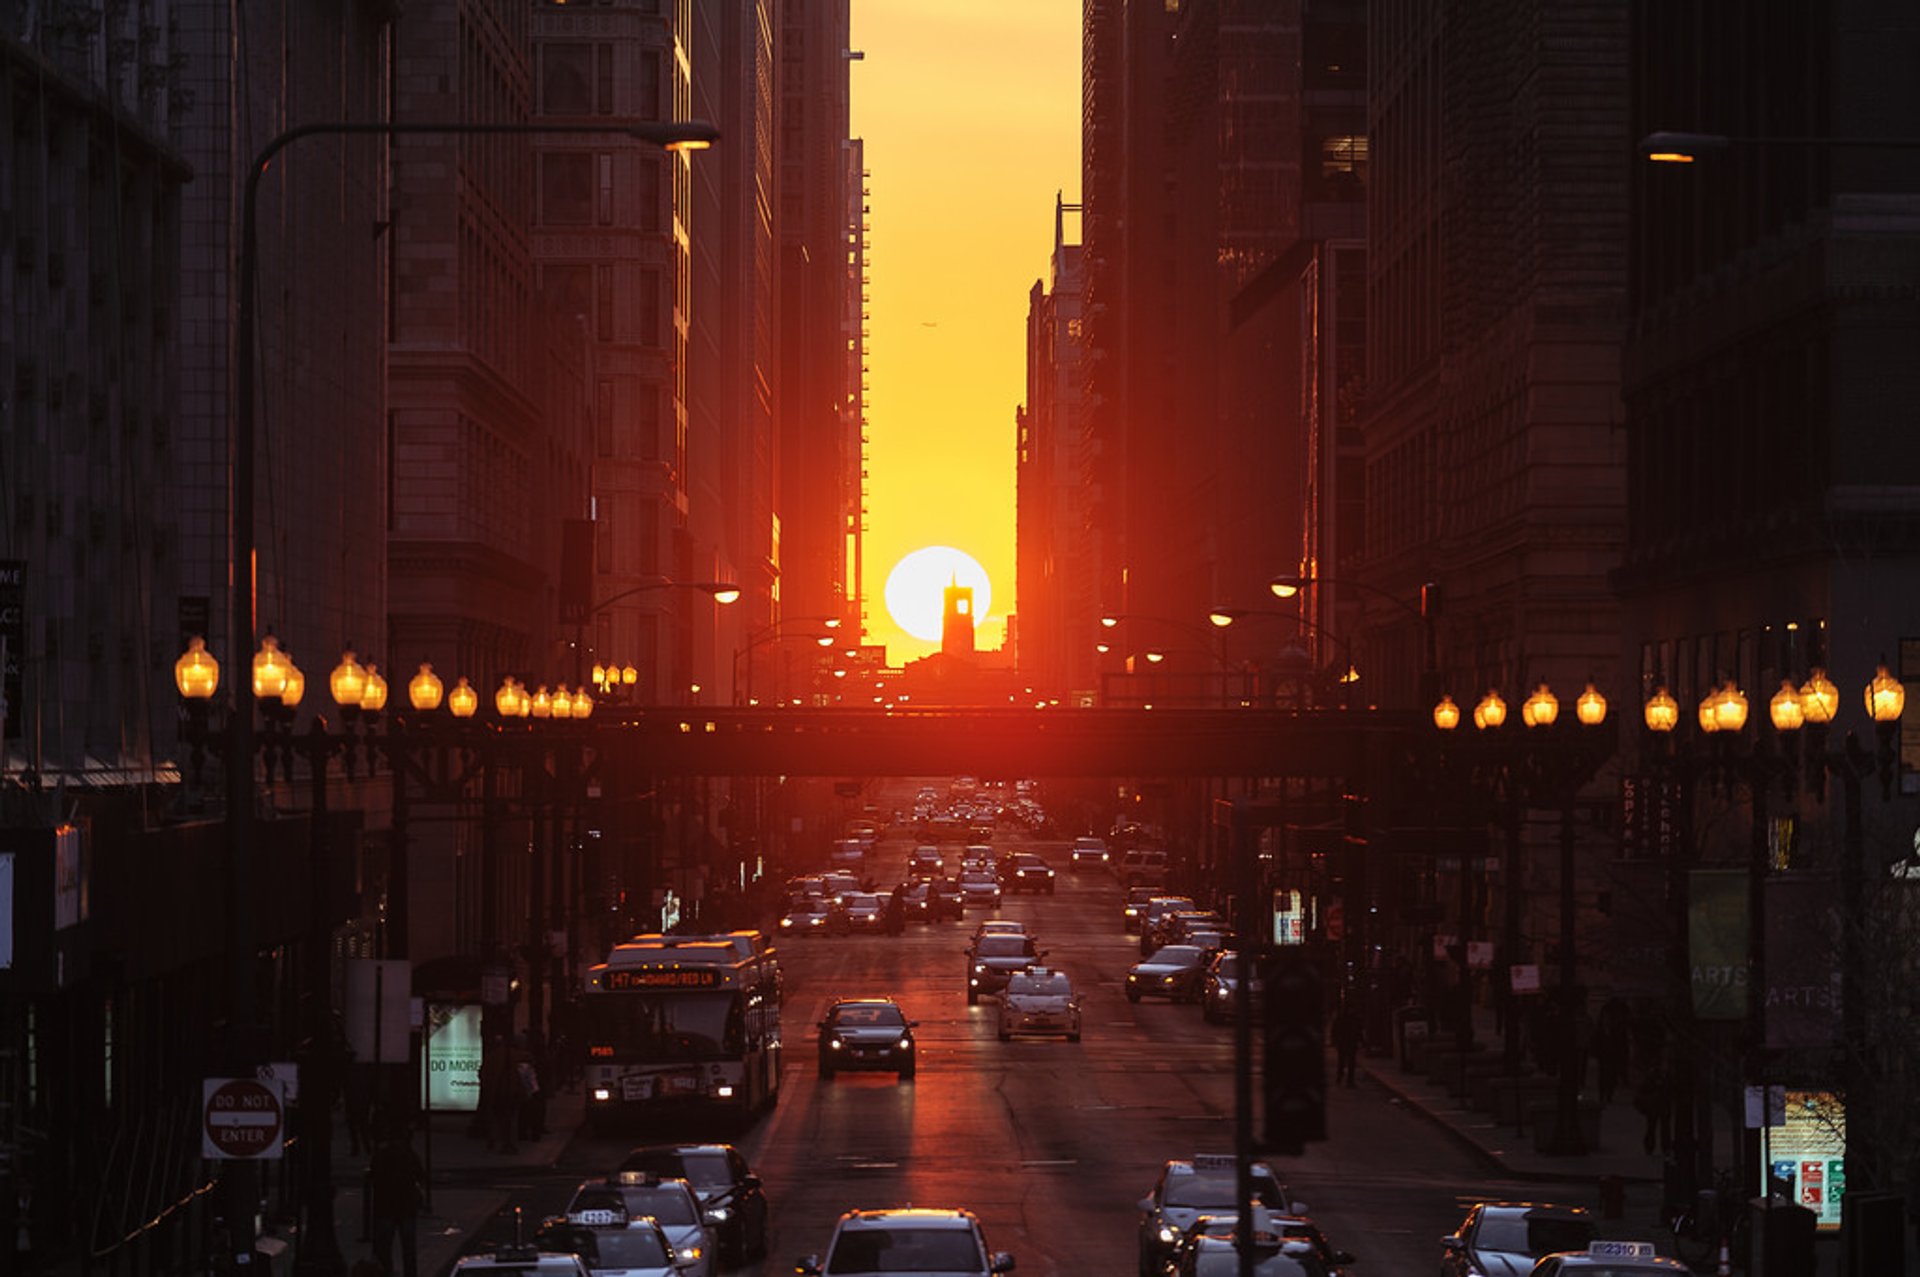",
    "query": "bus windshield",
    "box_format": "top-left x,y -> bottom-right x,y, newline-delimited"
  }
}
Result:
594,990 -> 743,1060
